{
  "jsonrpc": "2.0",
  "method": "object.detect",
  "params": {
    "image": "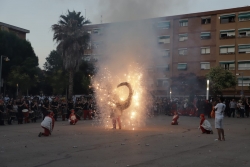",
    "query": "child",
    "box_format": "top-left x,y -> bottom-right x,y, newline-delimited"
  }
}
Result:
69,109 -> 78,125
198,114 -> 213,134
38,111 -> 55,137
171,111 -> 179,125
